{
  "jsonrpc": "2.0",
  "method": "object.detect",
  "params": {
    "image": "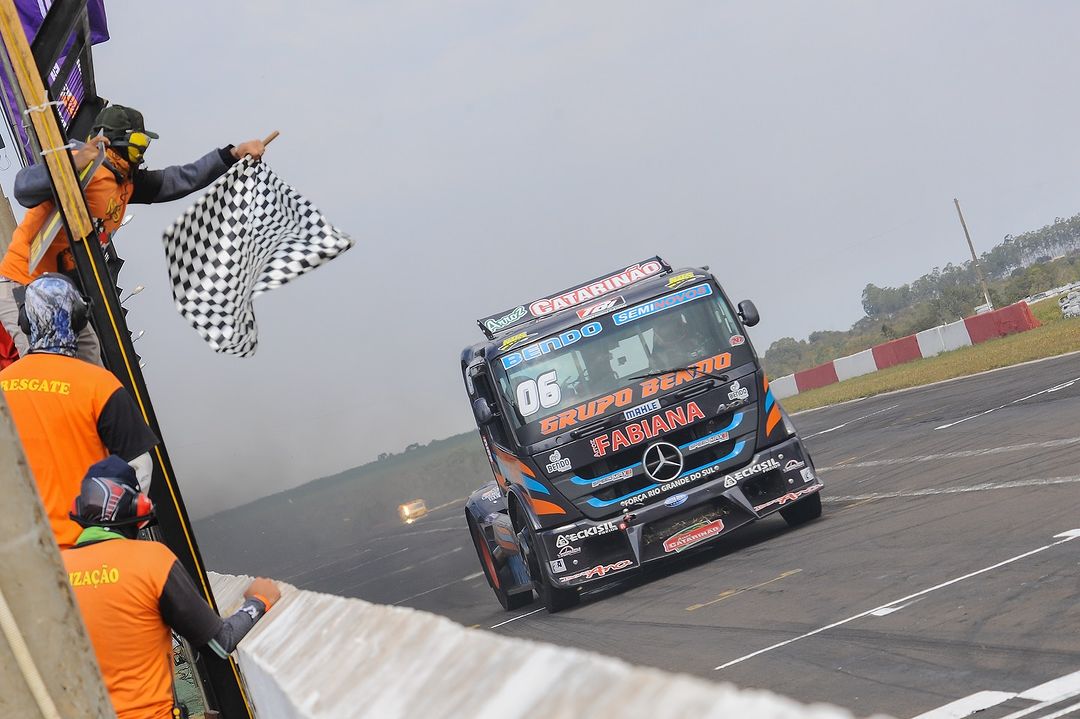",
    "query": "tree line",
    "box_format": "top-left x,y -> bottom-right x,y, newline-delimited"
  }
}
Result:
763,212 -> 1080,378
